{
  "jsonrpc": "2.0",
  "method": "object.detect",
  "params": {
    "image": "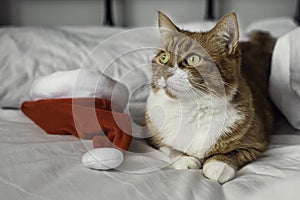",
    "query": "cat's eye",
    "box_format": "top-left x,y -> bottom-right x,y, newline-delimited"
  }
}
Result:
159,52 -> 170,64
186,55 -> 201,66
